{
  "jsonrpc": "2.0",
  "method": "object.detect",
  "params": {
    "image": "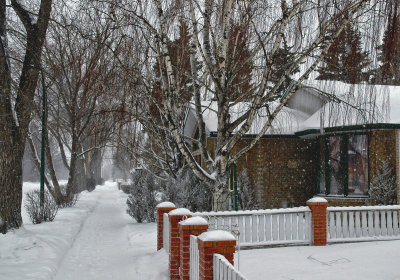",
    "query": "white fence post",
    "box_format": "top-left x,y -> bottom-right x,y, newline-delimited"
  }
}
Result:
190,235 -> 199,280
213,254 -> 248,280
163,213 -> 170,254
